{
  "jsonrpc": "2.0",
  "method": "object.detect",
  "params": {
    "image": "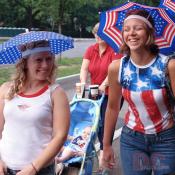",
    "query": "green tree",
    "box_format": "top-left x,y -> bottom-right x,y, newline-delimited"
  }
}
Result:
42,0 -> 75,33
0,0 -> 19,27
0,0 -> 161,37
0,0 -> 47,29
